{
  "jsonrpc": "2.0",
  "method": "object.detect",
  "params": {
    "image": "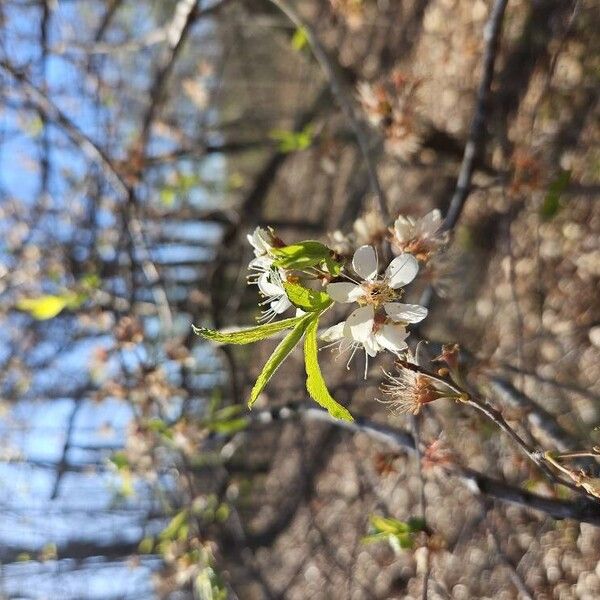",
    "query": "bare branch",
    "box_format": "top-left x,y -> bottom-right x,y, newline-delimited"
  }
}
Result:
266,0 -> 389,221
